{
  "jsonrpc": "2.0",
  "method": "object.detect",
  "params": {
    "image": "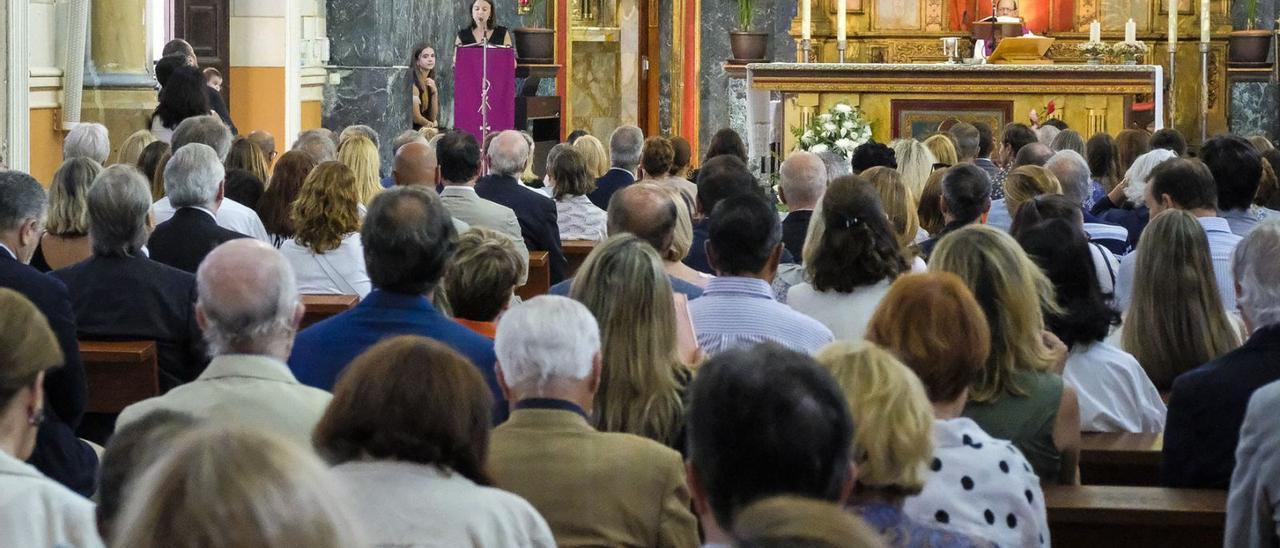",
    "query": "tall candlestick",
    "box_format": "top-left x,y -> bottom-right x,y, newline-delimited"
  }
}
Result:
1168,1 -> 1177,45
1125,18 -> 1136,42
837,0 -> 847,43
1200,0 -> 1210,42
802,0 -> 812,40
1090,20 -> 1101,42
